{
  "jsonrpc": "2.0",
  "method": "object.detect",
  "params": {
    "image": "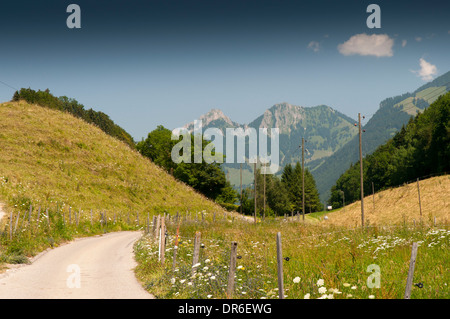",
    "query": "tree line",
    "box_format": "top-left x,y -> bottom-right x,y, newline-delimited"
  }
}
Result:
240,162 -> 322,217
12,88 -> 135,148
